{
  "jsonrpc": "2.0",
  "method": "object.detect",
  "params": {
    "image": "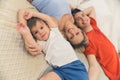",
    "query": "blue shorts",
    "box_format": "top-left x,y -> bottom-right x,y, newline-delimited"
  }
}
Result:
53,60 -> 89,80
